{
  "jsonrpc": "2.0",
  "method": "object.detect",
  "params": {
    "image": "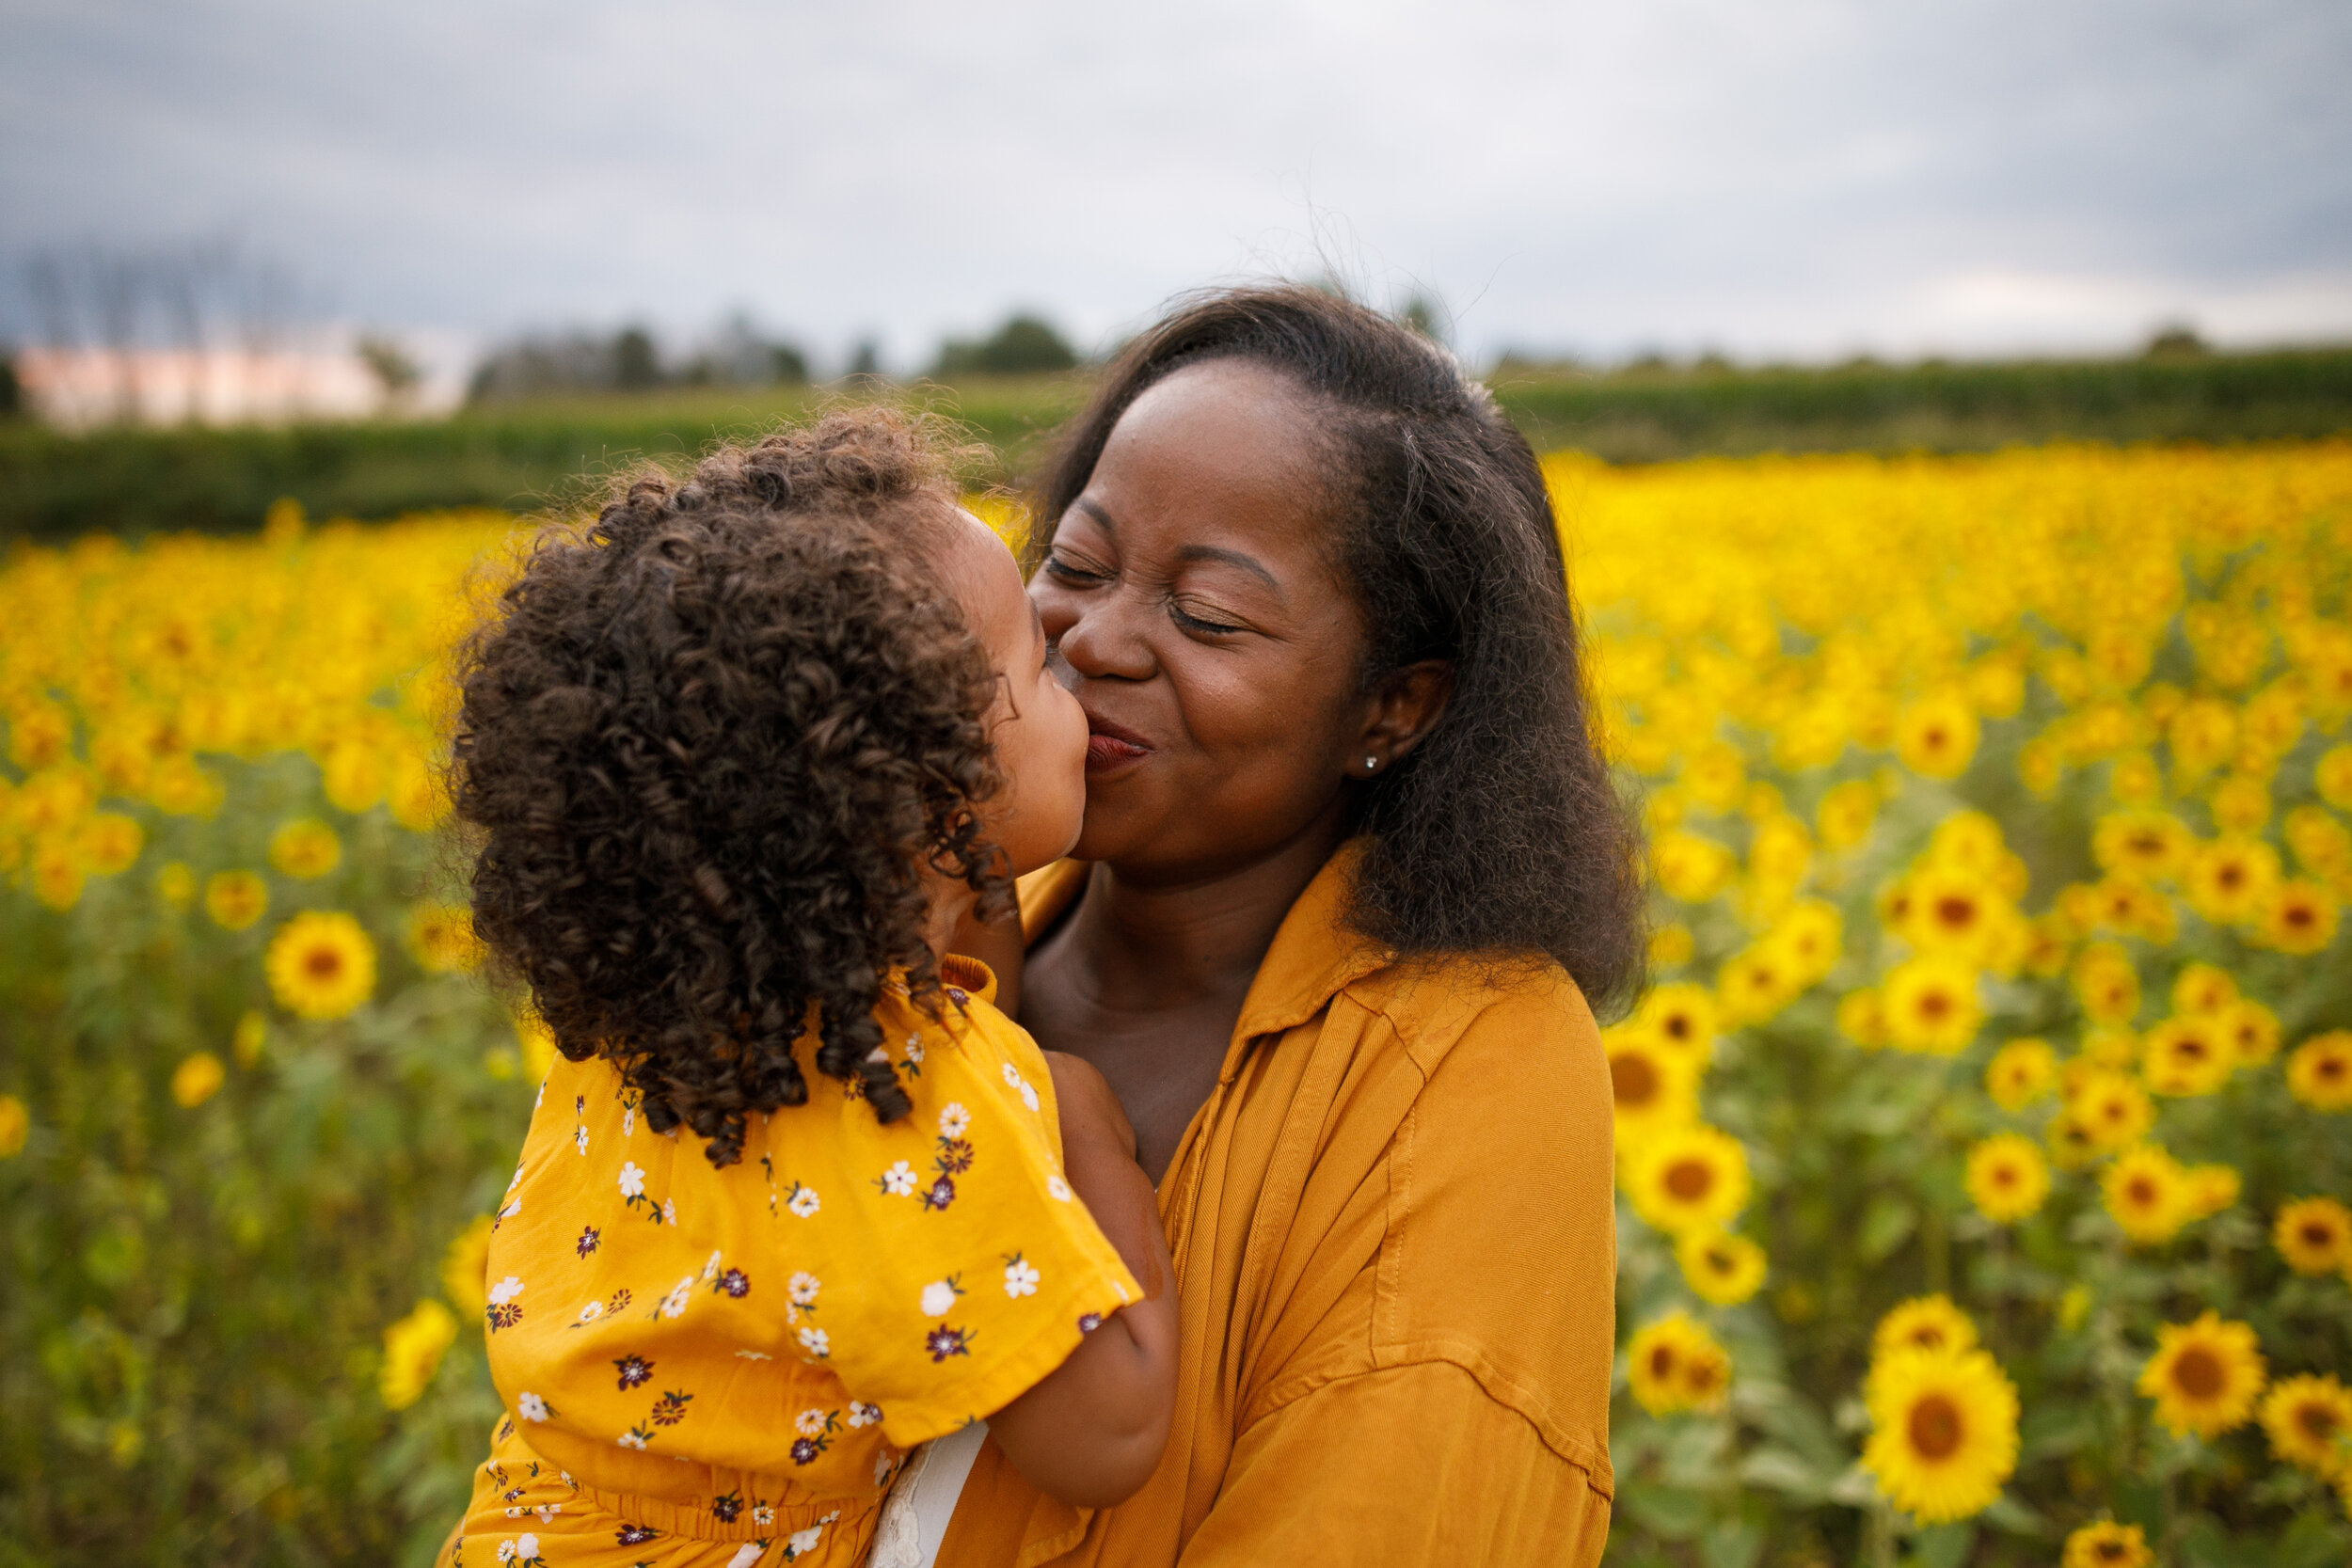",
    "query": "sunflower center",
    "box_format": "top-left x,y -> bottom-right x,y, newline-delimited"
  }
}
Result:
2172,1347 -> 2225,1400
2296,1402 -> 2338,1440
1664,1160 -> 1714,1201
1612,1055 -> 1661,1106
2126,1177 -> 2158,1206
1934,895 -> 1976,928
2093,1544 -> 2128,1564
1662,1015 -> 1692,1041
1919,991 -> 1952,1021
1907,1394 -> 1964,1459
1992,1165 -> 2017,1188
1647,1345 -> 1677,1379
2217,863 -> 2246,890
2301,1222 -> 2333,1248
304,947 -> 343,979
2319,1058 -> 2345,1084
